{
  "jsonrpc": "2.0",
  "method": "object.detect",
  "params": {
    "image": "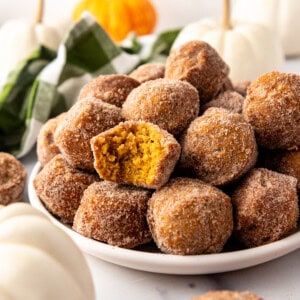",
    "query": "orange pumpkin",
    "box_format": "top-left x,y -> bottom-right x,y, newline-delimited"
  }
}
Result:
72,0 -> 157,42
